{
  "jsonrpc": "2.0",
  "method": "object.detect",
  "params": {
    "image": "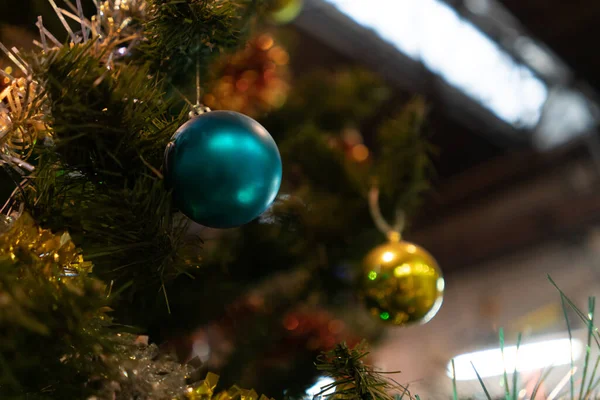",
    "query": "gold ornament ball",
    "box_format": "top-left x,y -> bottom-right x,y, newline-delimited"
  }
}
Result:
361,239 -> 444,326
266,0 -> 304,24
